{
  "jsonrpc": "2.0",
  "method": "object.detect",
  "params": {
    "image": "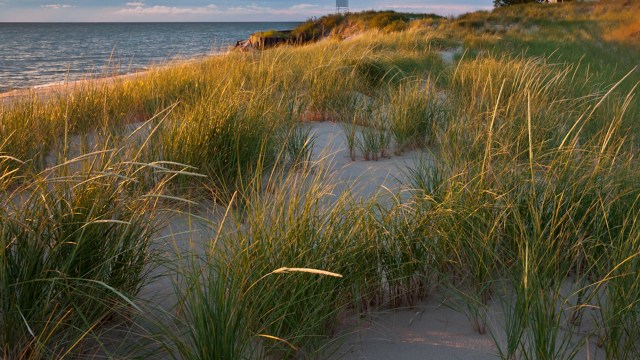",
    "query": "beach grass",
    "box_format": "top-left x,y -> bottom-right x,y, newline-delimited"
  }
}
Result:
1,2 -> 639,359
0,152 -> 173,358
